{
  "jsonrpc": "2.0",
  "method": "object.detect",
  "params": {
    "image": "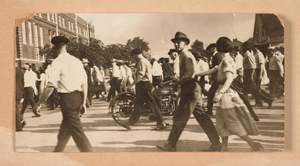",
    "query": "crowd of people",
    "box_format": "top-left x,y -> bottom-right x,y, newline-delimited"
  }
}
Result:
15,31 -> 284,152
